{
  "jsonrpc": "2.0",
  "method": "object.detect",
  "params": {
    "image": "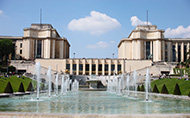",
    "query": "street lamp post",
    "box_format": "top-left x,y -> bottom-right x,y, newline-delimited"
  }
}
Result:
112,53 -> 114,59
73,53 -> 75,58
